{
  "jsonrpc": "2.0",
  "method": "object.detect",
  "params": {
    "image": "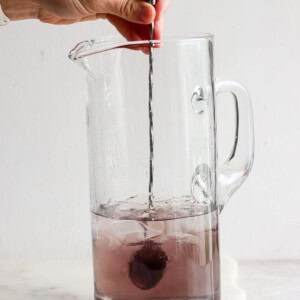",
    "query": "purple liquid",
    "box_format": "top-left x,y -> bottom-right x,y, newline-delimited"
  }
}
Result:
92,209 -> 220,299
